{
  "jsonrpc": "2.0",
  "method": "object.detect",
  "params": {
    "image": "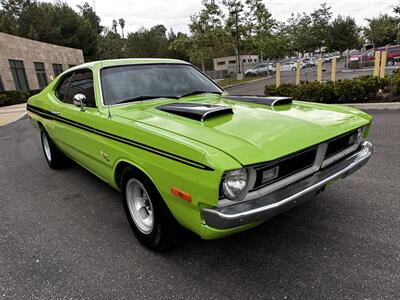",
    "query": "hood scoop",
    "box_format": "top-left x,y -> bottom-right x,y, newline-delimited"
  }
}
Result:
156,103 -> 233,121
224,96 -> 292,106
